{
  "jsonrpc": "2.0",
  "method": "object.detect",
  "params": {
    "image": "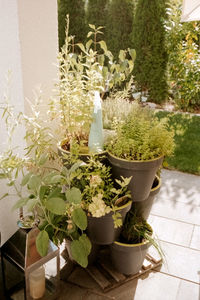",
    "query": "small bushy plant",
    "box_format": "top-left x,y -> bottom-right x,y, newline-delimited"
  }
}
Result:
106,102 -> 175,160
119,210 -> 163,259
71,158 -> 131,228
102,80 -> 133,129
120,211 -> 152,244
